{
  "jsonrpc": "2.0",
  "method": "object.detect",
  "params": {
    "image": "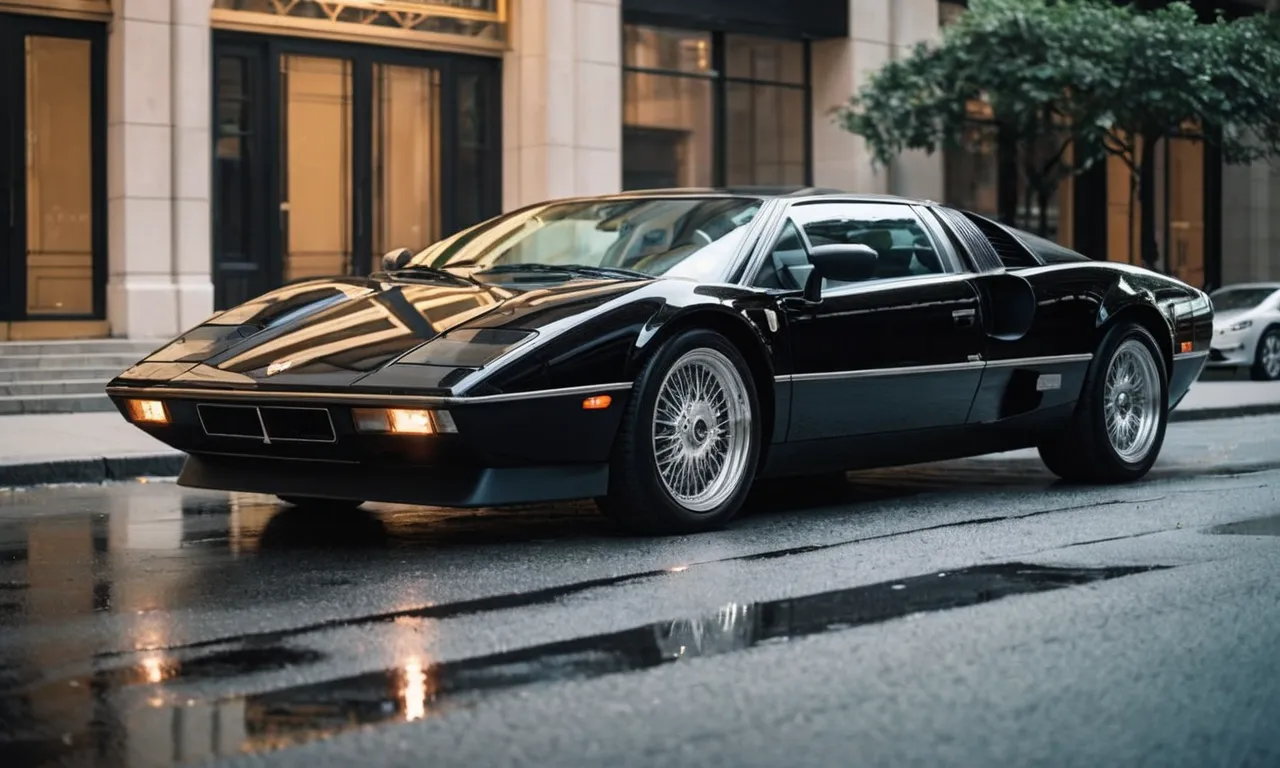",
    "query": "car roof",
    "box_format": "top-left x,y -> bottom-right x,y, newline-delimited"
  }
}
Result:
569,187 -> 936,206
